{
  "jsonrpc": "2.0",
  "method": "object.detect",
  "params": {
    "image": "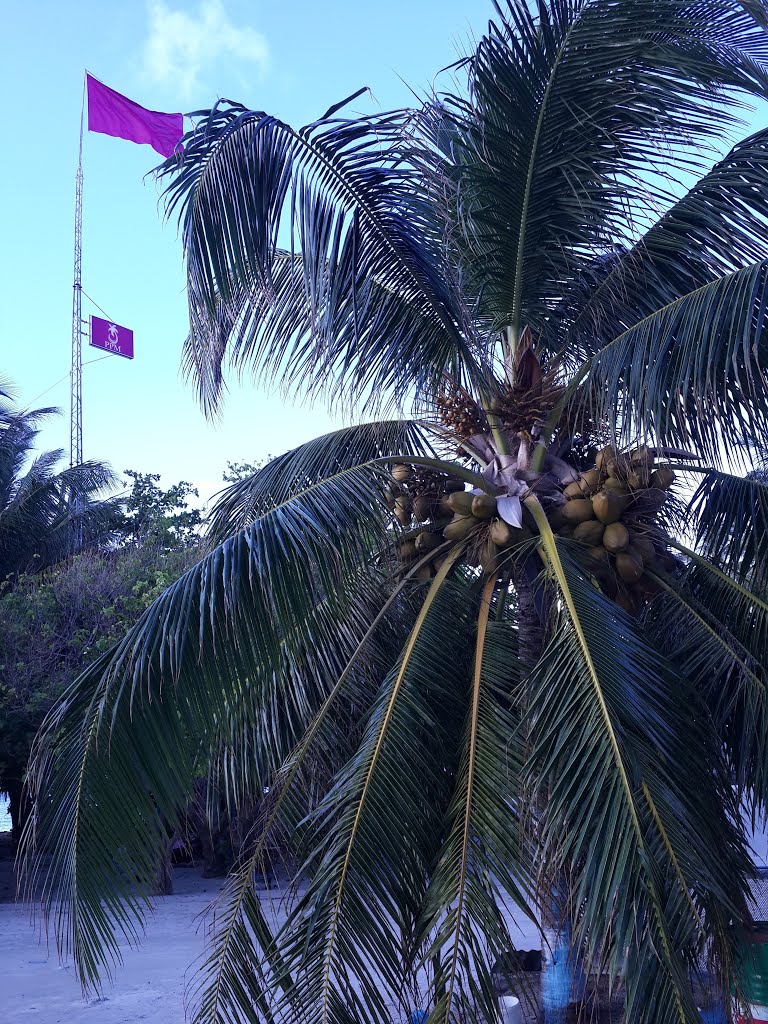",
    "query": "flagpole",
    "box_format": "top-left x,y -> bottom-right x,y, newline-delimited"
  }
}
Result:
69,73 -> 85,469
